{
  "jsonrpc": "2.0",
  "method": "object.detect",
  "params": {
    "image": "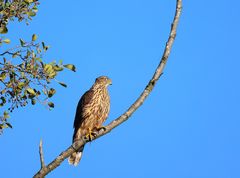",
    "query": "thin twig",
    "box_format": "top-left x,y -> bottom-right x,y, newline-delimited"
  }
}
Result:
33,0 -> 182,177
0,41 -> 37,56
39,139 -> 45,169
